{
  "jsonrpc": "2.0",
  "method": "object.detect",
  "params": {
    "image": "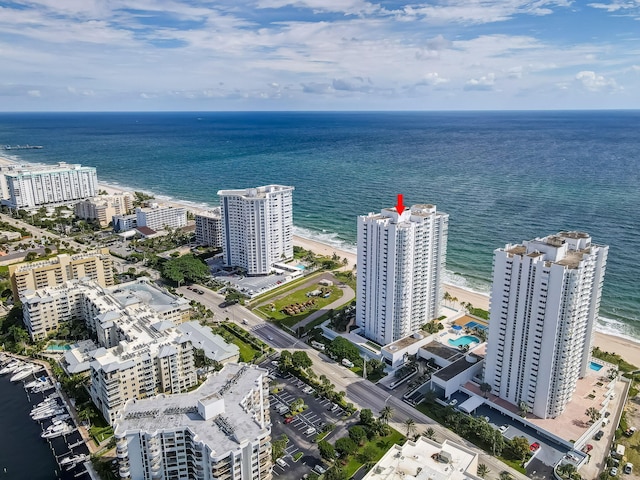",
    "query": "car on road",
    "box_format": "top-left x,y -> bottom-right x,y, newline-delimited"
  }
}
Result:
610,467 -> 618,476
242,319 -> 249,325
284,417 -> 294,424
268,335 -> 274,341
594,430 -> 604,441
530,442 -> 540,452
